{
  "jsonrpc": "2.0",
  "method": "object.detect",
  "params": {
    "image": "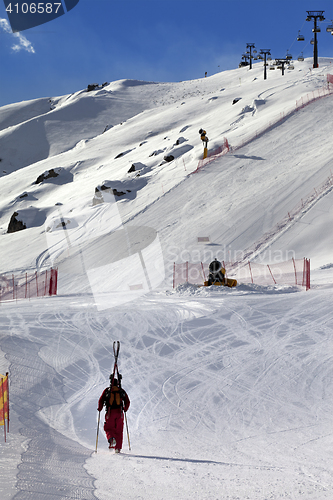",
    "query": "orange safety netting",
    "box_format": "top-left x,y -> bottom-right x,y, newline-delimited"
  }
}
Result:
0,268 -> 58,303
173,259 -> 310,290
